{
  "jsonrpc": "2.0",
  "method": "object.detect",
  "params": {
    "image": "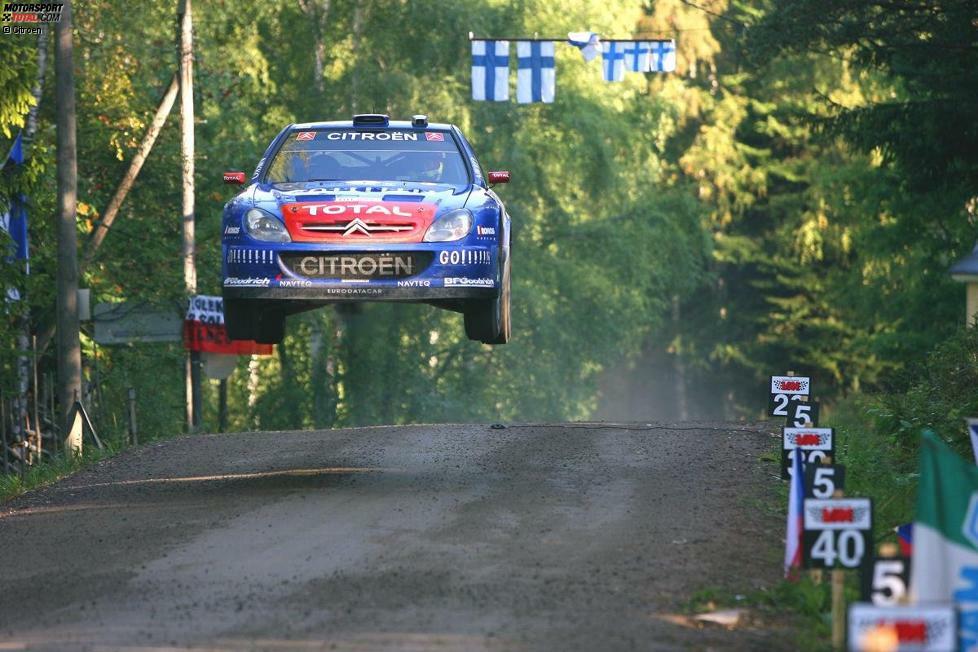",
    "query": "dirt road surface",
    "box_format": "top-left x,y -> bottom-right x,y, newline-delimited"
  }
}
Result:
0,422 -> 793,651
